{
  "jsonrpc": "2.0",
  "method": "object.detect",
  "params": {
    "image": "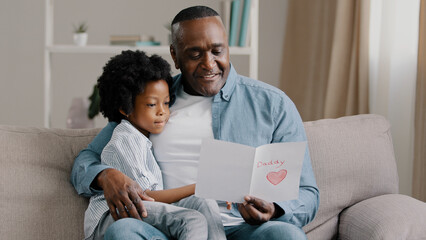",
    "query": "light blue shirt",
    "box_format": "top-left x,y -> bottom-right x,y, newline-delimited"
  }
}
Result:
84,120 -> 163,238
71,64 -> 319,228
